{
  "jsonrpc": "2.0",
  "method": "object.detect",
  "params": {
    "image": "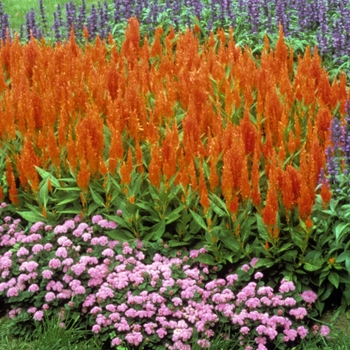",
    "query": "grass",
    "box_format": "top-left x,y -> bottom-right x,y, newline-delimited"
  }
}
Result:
0,0 -> 112,35
0,312 -> 101,350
